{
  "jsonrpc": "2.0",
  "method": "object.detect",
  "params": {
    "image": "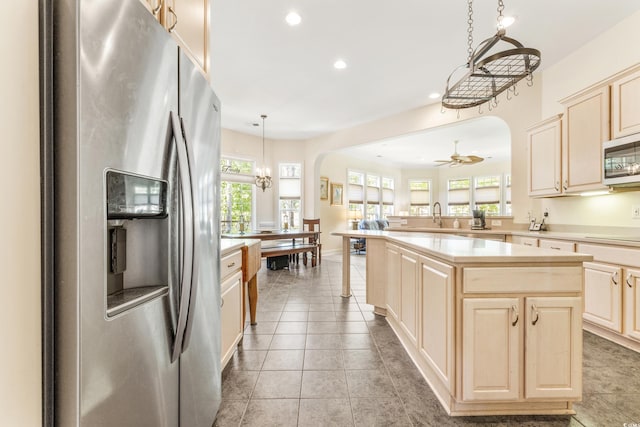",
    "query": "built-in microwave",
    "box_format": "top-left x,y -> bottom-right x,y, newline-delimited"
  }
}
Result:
603,133 -> 640,187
